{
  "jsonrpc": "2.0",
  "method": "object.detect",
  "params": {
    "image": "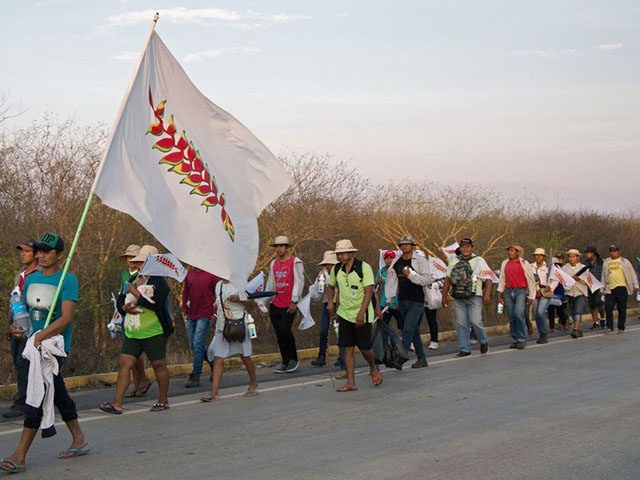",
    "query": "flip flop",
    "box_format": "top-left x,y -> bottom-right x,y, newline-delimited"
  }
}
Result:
336,383 -> 357,392
200,394 -> 219,403
149,403 -> 169,412
124,380 -> 154,398
371,371 -> 383,387
242,389 -> 260,397
99,402 -> 123,415
57,443 -> 90,459
0,458 -> 25,473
